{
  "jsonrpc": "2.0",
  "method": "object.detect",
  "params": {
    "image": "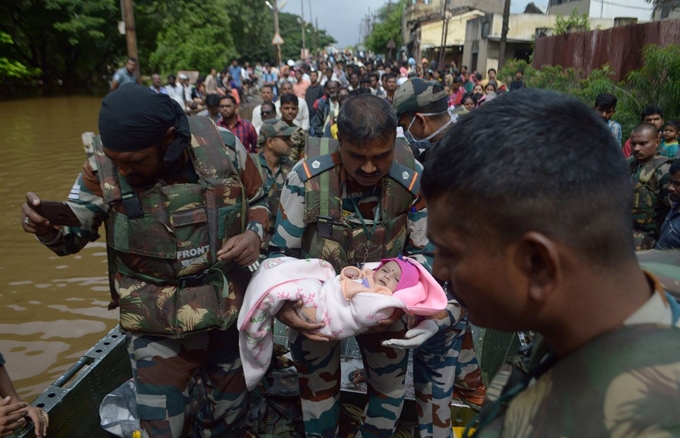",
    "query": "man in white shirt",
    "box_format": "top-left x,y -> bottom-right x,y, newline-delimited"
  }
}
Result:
251,85 -> 276,132
275,81 -> 310,131
166,74 -> 186,111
